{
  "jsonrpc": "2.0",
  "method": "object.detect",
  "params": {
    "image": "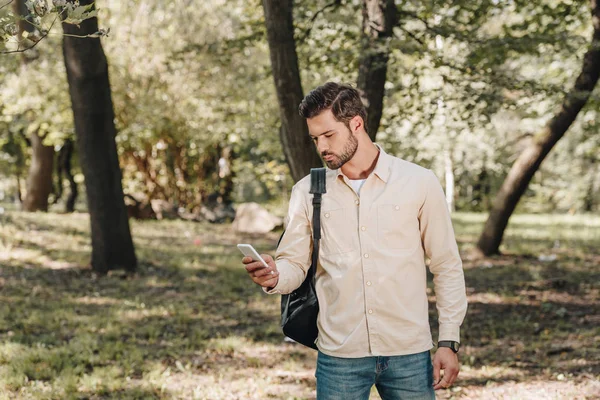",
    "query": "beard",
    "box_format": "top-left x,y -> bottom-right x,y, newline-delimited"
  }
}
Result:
321,131 -> 358,170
